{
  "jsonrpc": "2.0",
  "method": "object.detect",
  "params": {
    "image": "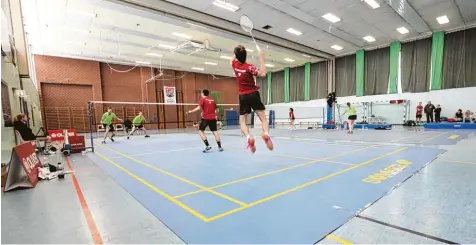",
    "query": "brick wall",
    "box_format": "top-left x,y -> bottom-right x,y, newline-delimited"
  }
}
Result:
34,55 -> 239,132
